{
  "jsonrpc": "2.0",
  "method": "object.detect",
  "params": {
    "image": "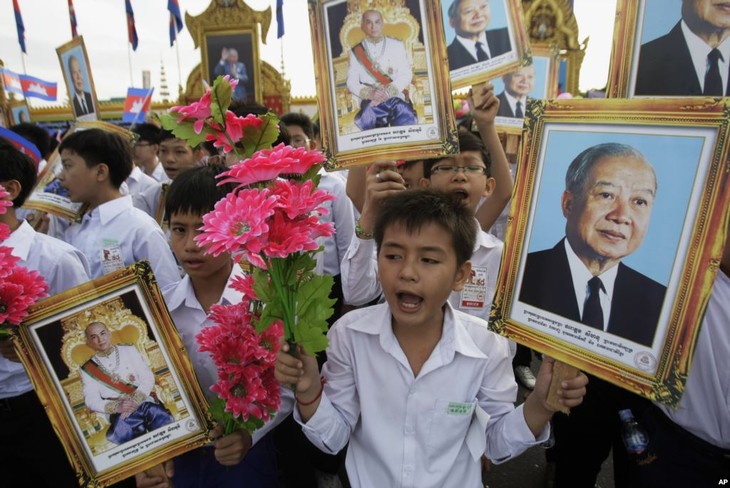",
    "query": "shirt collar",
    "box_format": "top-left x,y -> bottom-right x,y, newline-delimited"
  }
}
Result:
475,226 -> 501,251
456,32 -> 490,58
564,238 -> 618,306
163,261 -> 242,312
502,90 -> 526,111
127,166 -> 144,183
681,20 -> 730,91
85,195 -> 133,226
4,220 -> 34,261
